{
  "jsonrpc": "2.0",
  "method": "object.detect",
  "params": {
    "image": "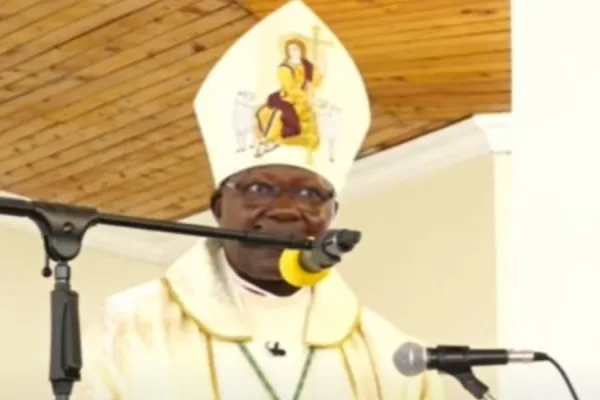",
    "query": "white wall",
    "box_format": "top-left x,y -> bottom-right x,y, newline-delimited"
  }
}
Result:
0,223 -> 164,399
0,153 -> 506,399
338,154 -> 502,399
